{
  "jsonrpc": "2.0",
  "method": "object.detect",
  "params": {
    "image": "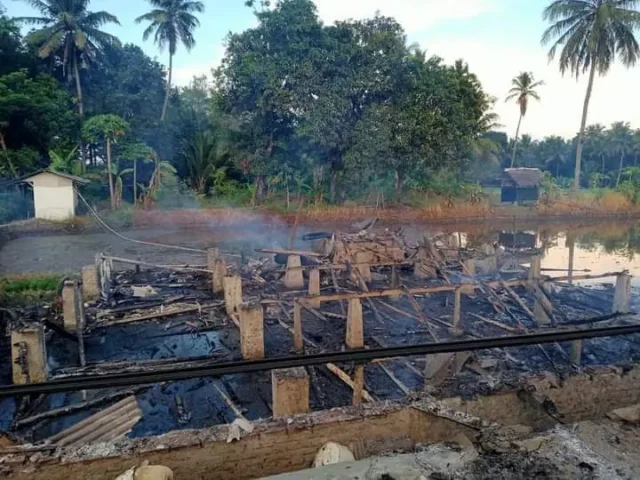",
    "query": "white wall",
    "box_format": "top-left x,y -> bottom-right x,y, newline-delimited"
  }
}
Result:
29,173 -> 76,220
